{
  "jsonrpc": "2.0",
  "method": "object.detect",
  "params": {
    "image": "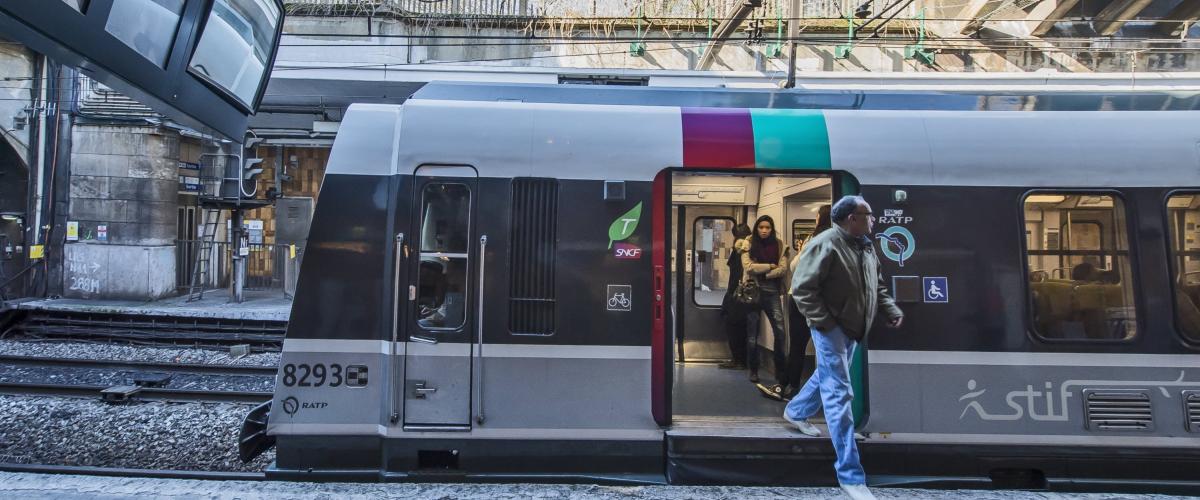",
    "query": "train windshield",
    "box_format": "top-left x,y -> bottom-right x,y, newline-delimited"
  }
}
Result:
415,183 -> 471,330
